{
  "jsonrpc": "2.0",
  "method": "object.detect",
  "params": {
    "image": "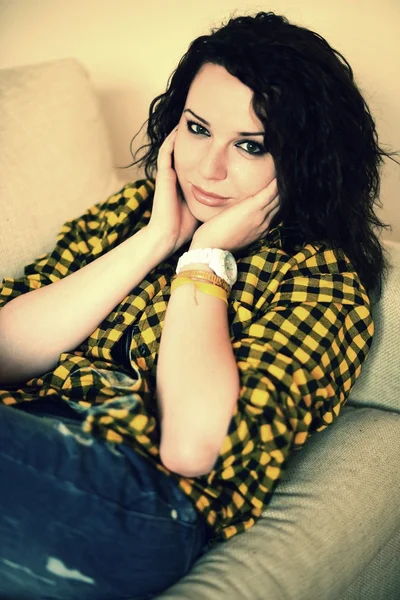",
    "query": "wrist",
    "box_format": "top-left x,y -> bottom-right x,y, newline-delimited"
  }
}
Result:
189,234 -> 211,252
144,225 -> 175,259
